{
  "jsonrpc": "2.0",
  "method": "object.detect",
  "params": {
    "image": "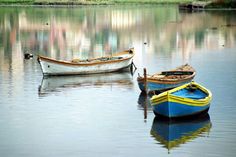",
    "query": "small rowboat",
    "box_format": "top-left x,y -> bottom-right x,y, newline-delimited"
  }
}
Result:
137,64 -> 196,93
38,48 -> 134,76
150,82 -> 212,118
150,114 -> 211,152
